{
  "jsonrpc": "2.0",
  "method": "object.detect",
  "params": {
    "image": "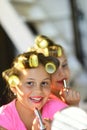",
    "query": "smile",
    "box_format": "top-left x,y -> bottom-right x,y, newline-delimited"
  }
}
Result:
30,96 -> 43,103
